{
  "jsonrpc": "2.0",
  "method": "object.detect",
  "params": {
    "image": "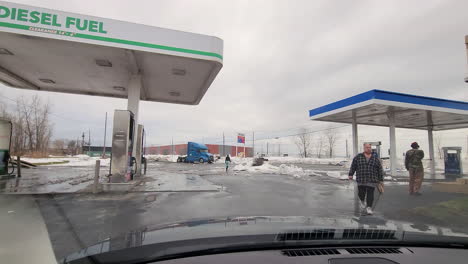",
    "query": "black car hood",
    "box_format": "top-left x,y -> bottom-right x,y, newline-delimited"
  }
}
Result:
62,215 -> 468,263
